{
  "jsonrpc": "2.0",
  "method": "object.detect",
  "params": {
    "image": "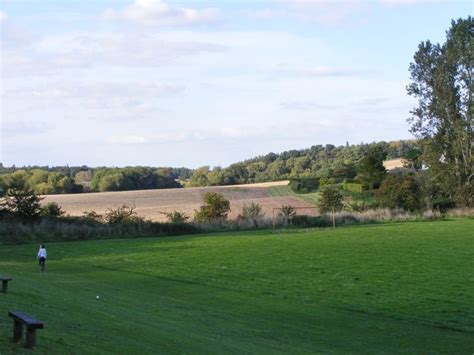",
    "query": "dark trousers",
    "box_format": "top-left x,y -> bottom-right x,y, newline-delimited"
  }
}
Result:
39,257 -> 46,271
